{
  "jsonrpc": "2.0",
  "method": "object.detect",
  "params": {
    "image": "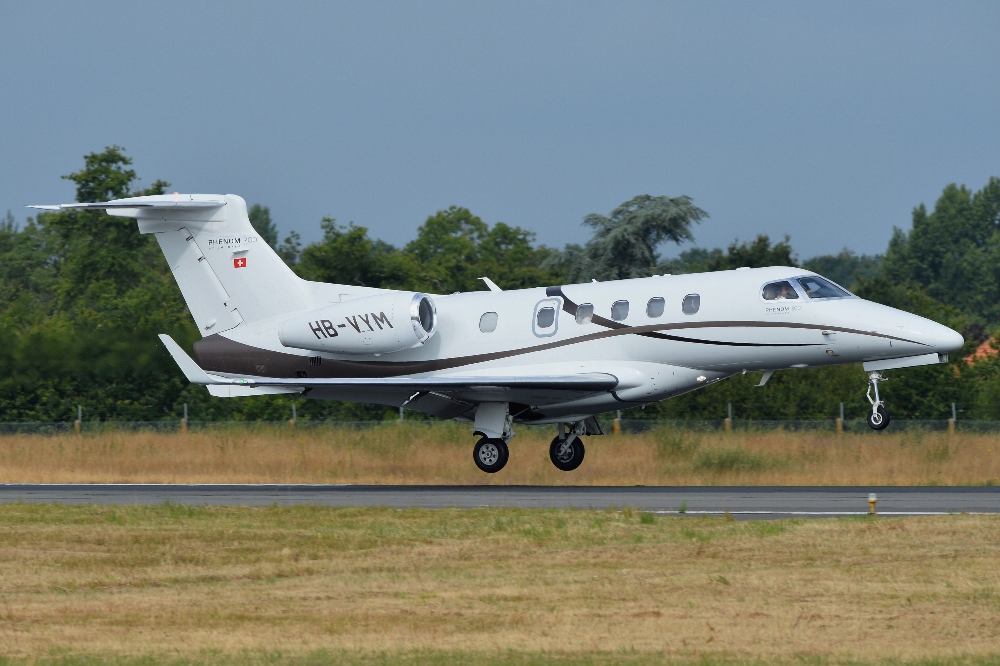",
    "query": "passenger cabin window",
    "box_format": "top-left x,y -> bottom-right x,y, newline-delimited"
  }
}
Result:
611,300 -> 629,321
479,312 -> 498,333
532,297 -> 561,337
761,280 -> 799,301
576,303 -> 594,324
682,294 -> 700,315
536,307 -> 555,329
797,276 -> 850,299
646,297 -> 665,318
